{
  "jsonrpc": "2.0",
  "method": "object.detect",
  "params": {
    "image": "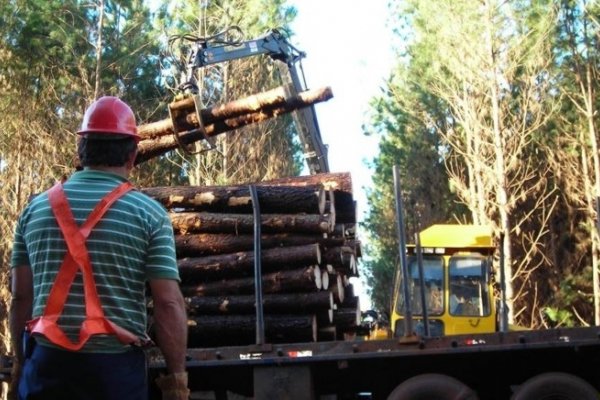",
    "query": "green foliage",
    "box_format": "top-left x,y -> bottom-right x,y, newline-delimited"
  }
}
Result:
0,0 -> 306,359
362,0 -> 600,329
360,9 -> 469,313
543,307 -> 575,328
